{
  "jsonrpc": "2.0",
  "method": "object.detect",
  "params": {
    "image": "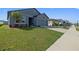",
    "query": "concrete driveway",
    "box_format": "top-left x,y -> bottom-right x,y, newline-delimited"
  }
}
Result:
48,28 -> 68,33
47,25 -> 79,51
